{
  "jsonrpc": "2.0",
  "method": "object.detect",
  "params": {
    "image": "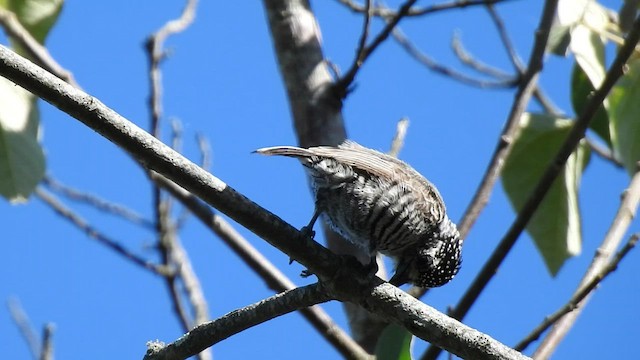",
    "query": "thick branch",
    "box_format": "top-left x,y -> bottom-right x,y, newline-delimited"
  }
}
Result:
0,44 -> 528,360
